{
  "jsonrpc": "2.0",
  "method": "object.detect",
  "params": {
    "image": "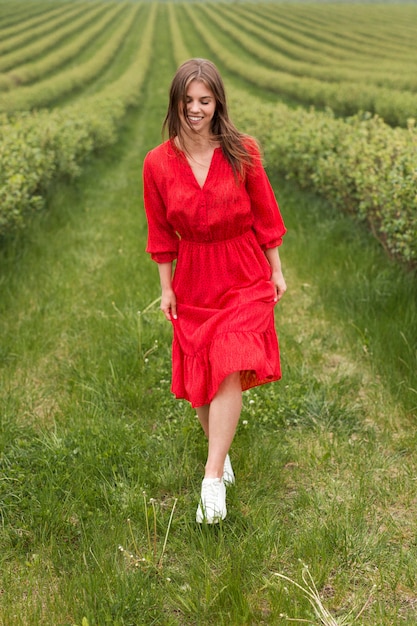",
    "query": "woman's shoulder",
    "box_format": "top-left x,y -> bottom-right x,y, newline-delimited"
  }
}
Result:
241,134 -> 262,159
144,140 -> 174,167
237,134 -> 263,173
